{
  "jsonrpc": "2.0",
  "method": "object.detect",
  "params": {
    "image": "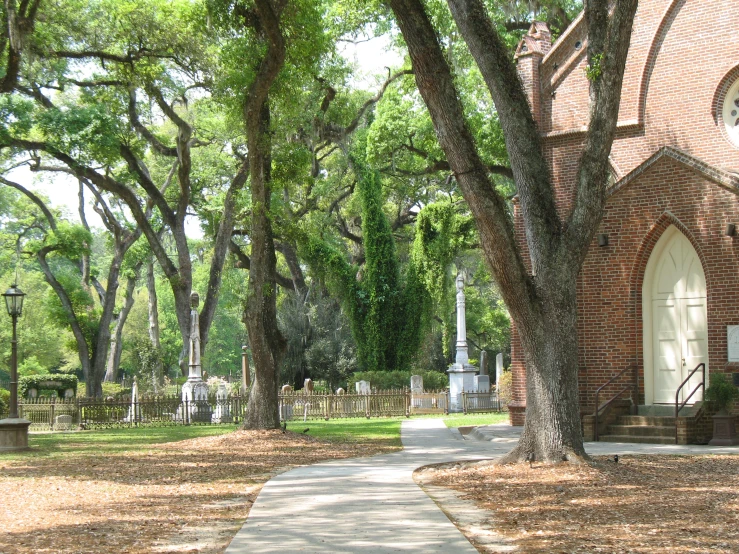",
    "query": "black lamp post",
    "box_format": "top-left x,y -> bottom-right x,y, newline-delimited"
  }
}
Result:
3,284 -> 25,419
0,283 -> 29,451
